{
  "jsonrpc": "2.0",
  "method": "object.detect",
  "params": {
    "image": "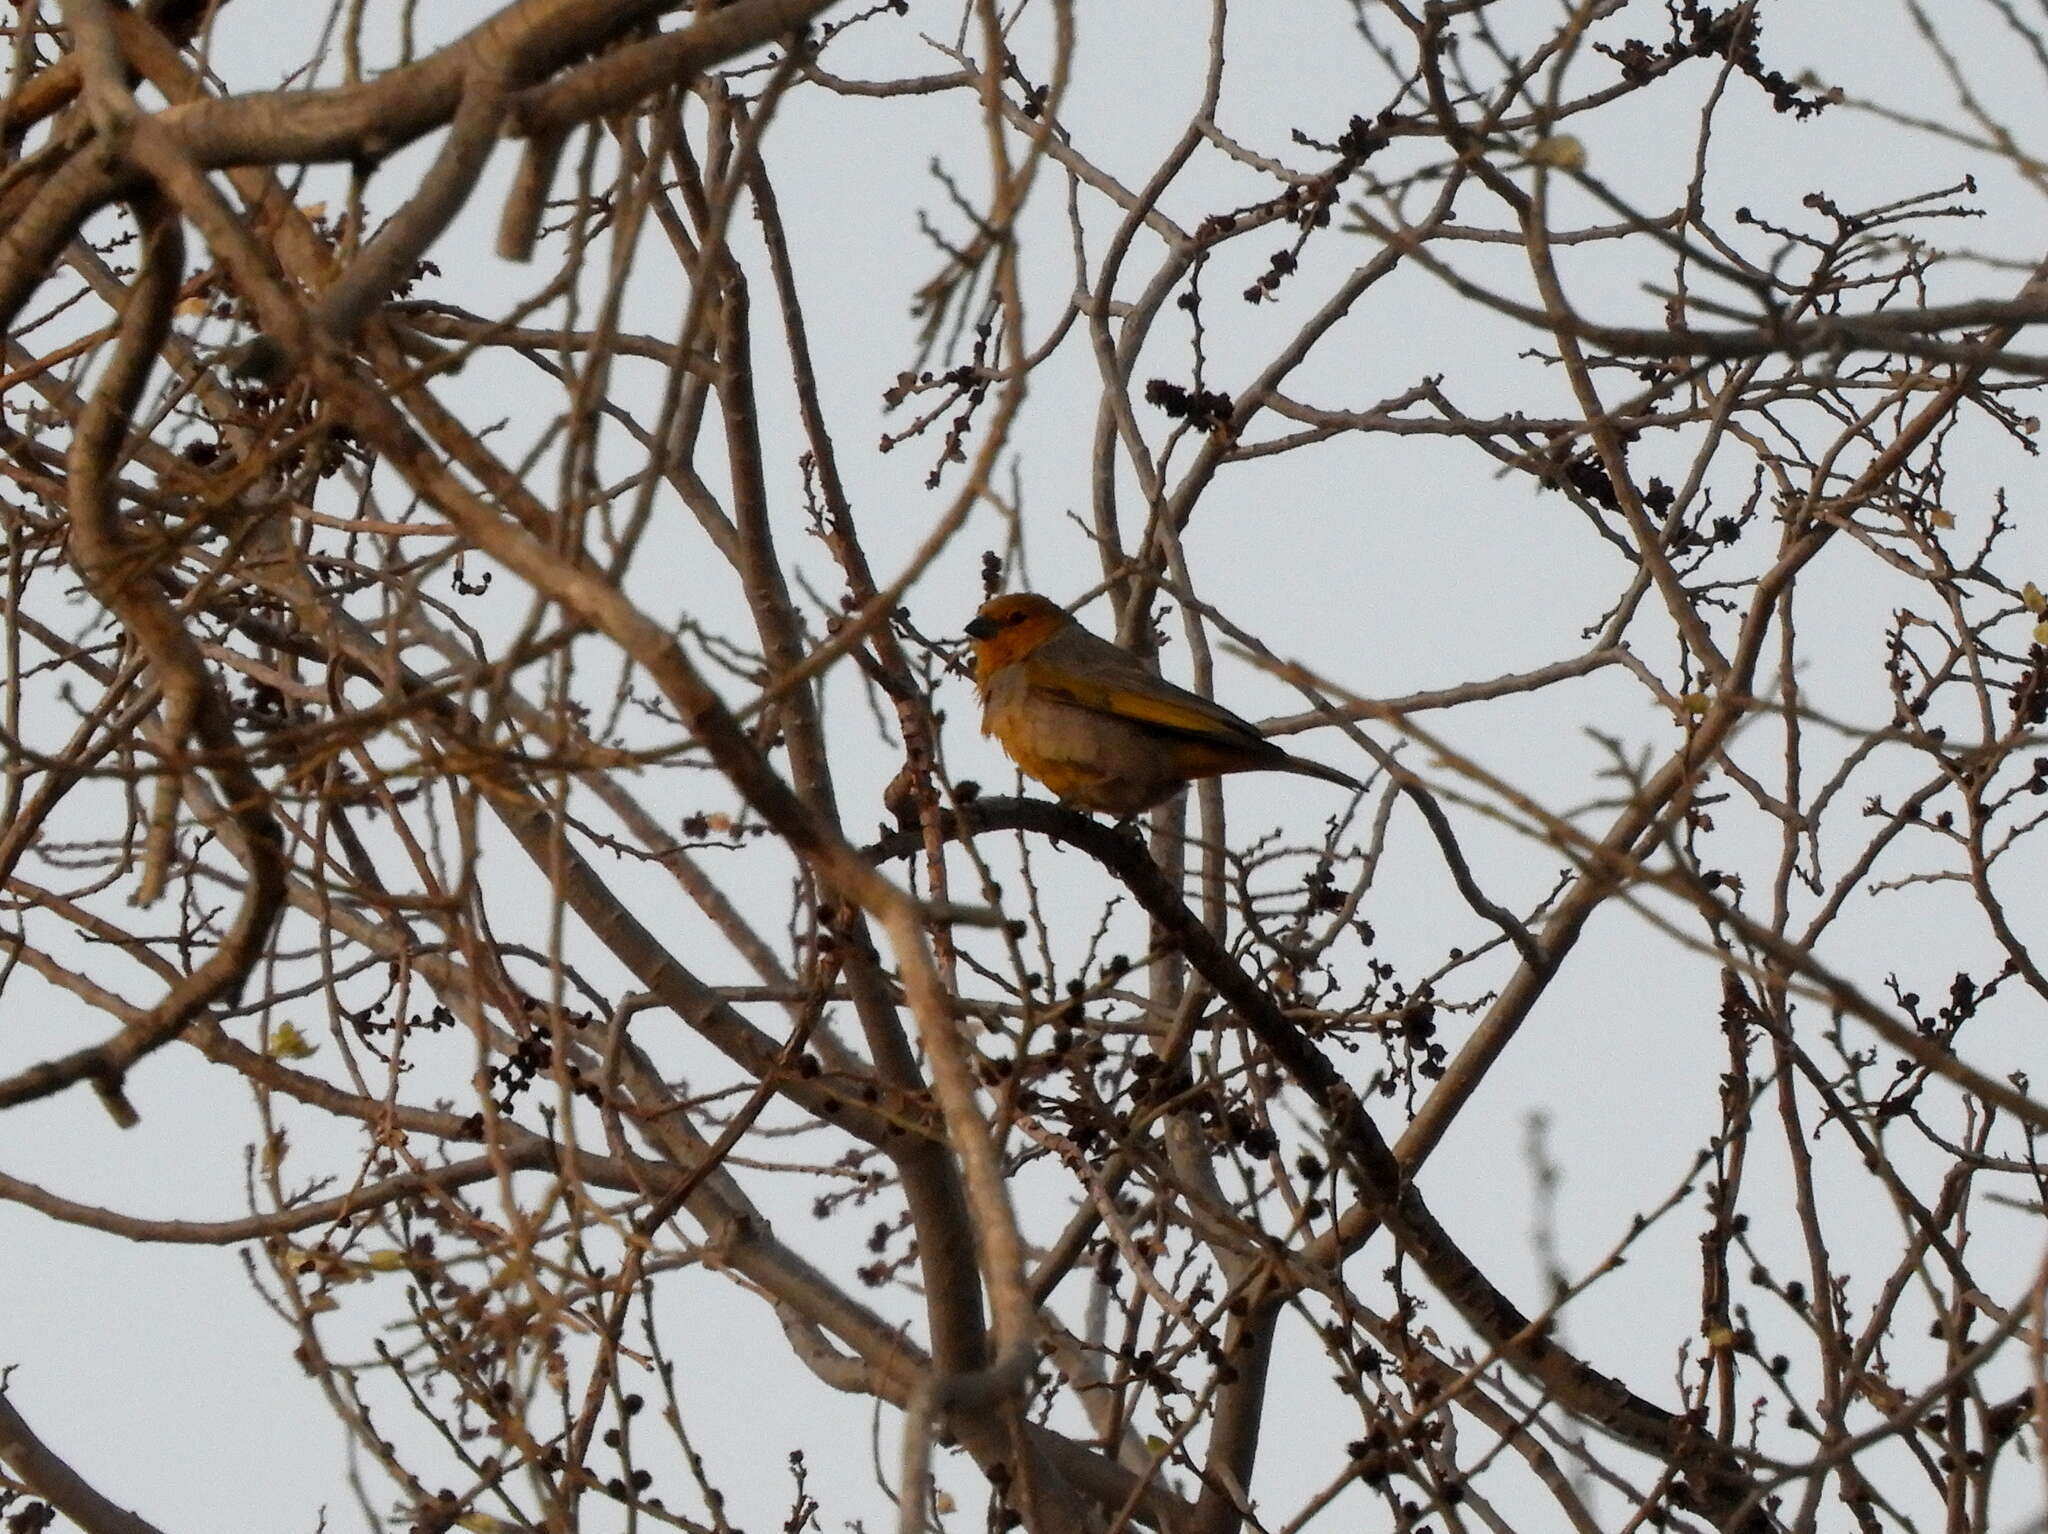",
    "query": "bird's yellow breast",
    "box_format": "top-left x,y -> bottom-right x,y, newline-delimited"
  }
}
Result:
980,666 -> 1189,815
